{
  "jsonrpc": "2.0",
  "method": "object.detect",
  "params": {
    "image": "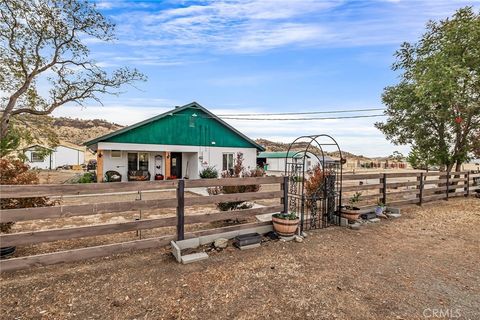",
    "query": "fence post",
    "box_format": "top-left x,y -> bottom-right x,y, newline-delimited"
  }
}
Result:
176,179 -> 185,241
465,172 -> 470,197
381,173 -> 387,205
282,176 -> 289,213
445,171 -> 450,201
418,172 -> 424,206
